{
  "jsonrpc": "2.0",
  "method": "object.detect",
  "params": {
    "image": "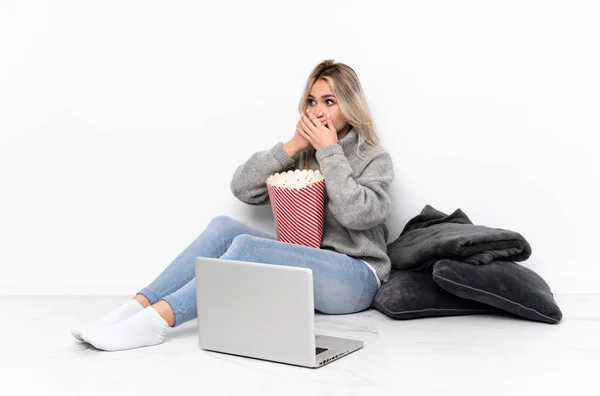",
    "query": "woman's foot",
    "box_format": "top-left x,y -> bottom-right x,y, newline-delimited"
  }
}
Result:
81,306 -> 170,351
70,299 -> 145,341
